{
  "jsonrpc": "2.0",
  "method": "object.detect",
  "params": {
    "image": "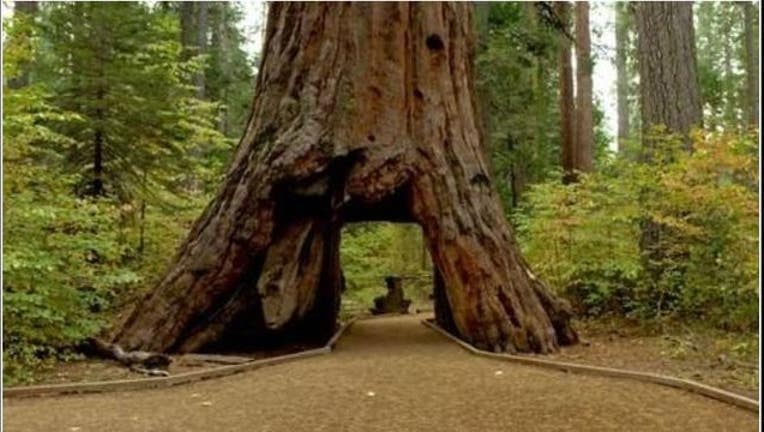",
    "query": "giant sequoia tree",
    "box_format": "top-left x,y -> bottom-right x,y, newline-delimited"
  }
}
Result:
114,3 -> 577,354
